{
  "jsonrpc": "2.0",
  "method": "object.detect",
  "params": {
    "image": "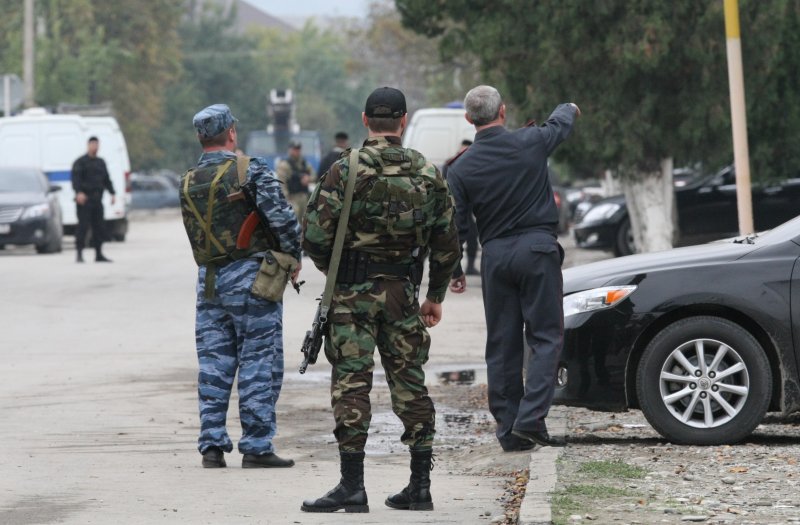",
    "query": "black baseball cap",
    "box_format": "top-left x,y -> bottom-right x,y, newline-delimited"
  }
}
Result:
364,87 -> 407,118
